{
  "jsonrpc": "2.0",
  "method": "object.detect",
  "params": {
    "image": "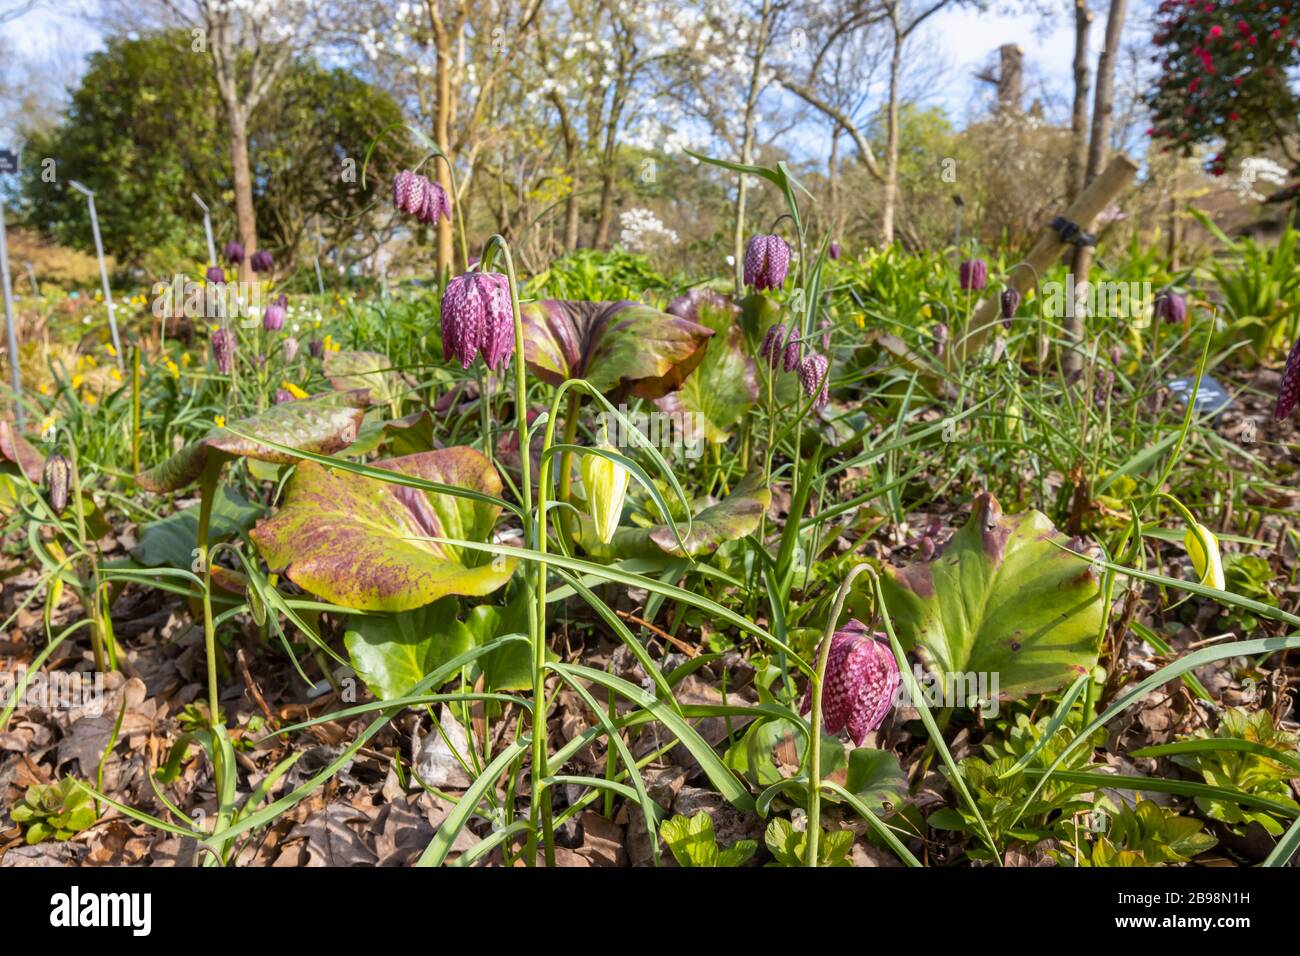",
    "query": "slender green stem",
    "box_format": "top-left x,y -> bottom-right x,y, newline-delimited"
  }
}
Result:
484,236 -> 552,865
806,561 -> 873,867
196,463 -> 221,727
